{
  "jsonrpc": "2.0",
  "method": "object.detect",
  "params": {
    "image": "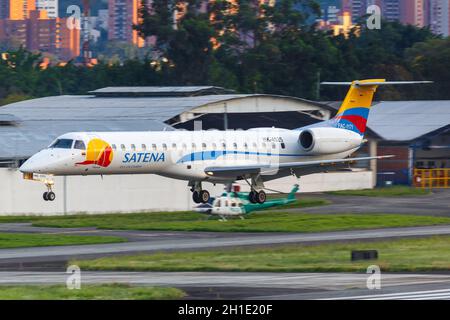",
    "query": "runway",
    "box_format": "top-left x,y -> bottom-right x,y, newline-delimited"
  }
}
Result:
298,189 -> 450,216
1,271 -> 450,300
2,225 -> 450,269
